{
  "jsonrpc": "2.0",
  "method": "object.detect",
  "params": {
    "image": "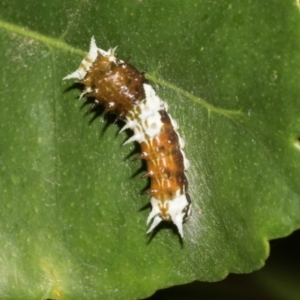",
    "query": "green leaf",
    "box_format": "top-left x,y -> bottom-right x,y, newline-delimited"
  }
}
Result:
1,0 -> 300,299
